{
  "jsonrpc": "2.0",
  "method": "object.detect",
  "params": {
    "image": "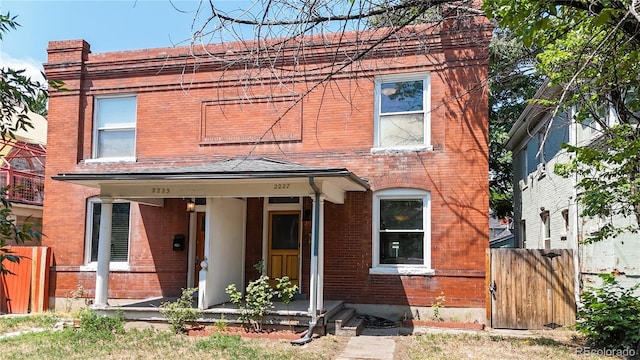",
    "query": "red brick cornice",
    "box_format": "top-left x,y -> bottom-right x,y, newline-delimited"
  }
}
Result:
45,22 -> 491,83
